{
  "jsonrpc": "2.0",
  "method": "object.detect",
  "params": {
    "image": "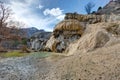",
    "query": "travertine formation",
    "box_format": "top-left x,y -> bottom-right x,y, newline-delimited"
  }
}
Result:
43,0 -> 120,53
45,19 -> 84,52
97,0 -> 120,14
45,12 -> 120,53
65,22 -> 120,55
65,13 -> 106,24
